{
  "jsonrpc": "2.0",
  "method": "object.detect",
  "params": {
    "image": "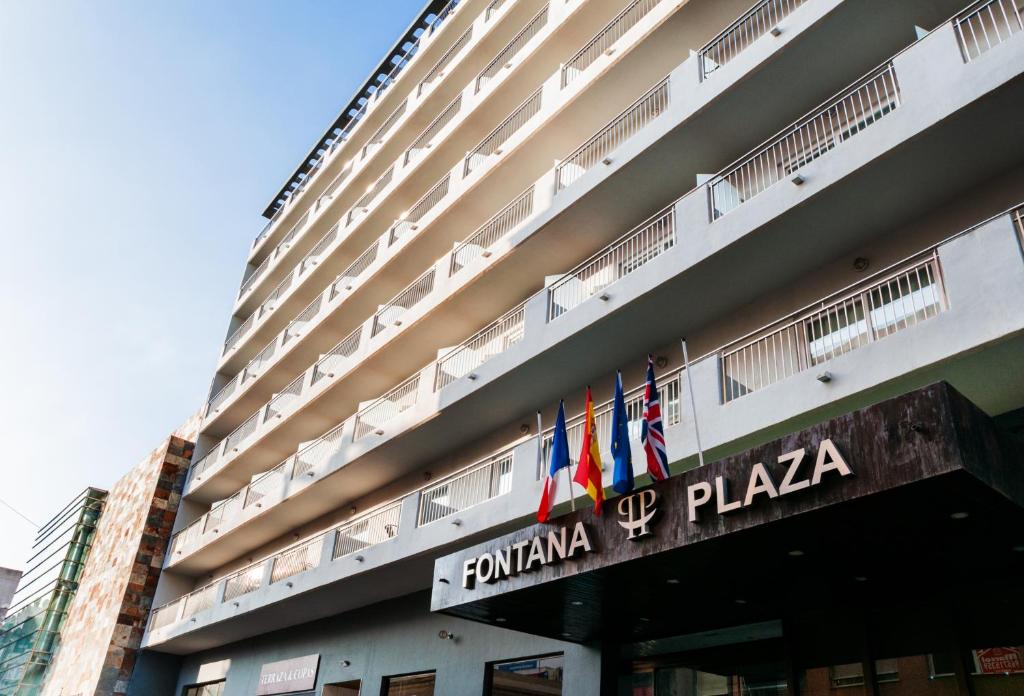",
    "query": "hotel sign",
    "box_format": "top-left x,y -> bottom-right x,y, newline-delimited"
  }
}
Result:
256,654 -> 319,696
458,438 -> 852,590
